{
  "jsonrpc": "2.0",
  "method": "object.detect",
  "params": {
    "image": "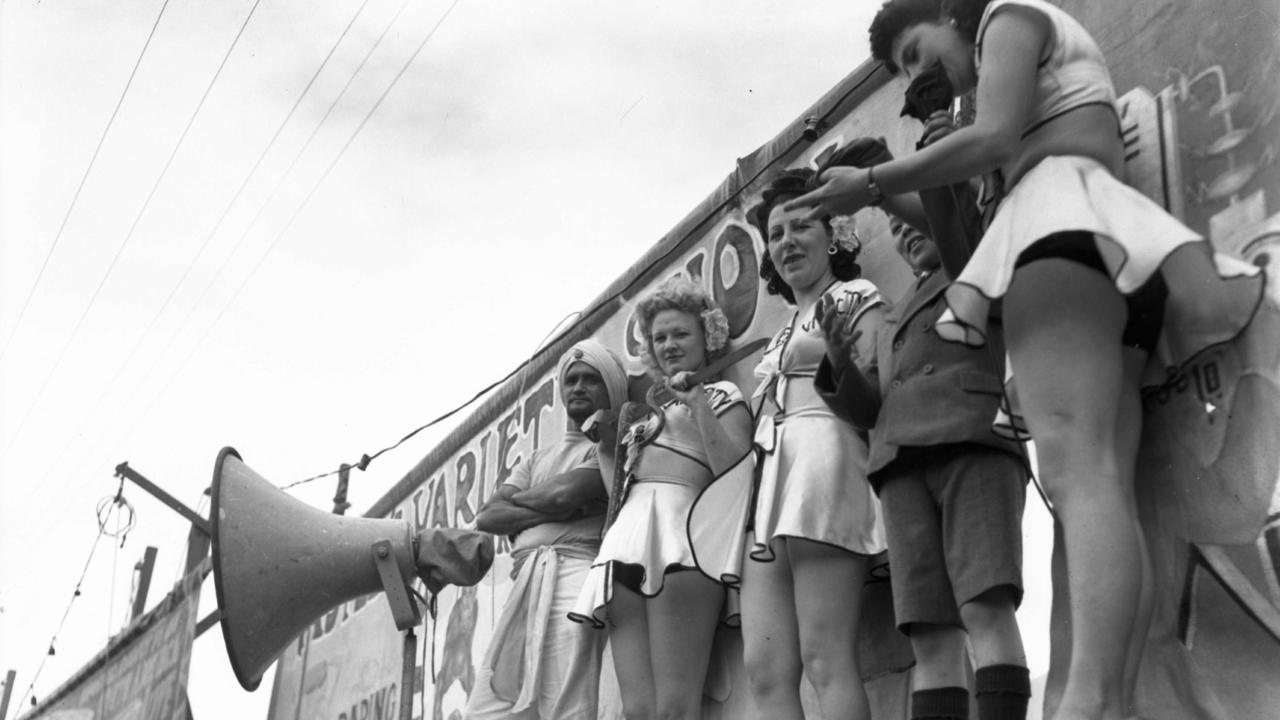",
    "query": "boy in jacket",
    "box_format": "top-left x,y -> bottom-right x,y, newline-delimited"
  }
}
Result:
814,140 -> 1032,720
